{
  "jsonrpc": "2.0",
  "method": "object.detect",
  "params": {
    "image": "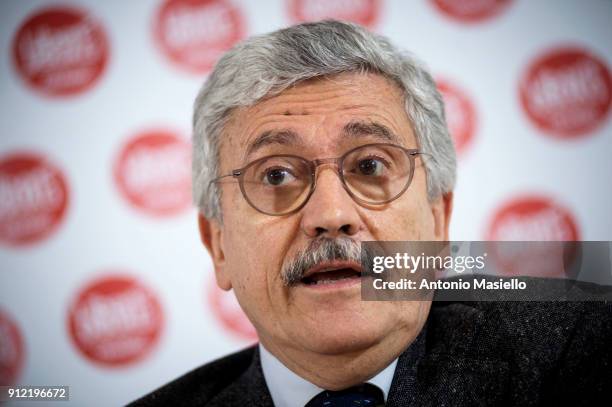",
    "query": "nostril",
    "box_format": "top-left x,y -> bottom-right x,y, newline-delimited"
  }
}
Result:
313,224 -> 353,237
315,227 -> 327,236
340,224 -> 352,234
